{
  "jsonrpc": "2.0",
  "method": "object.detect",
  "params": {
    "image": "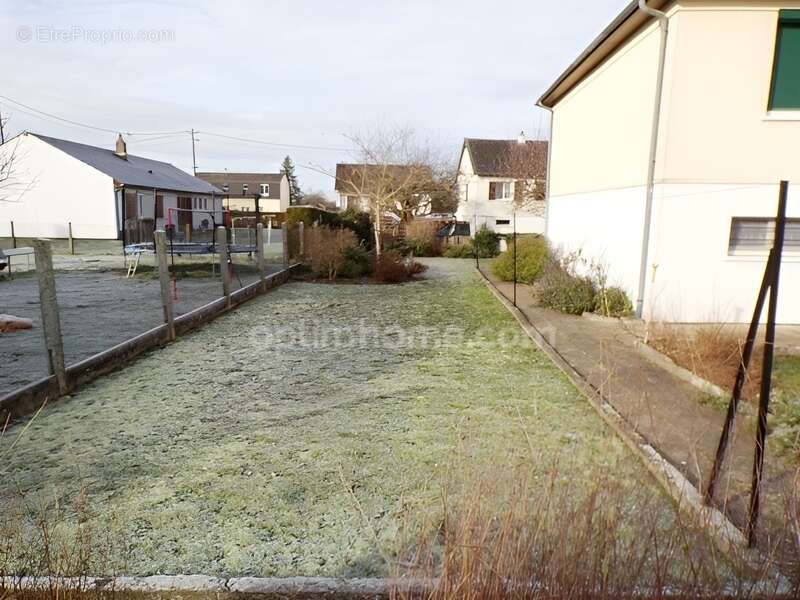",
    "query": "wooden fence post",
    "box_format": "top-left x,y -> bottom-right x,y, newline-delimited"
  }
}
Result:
256,222 -> 266,292
33,239 -> 67,394
282,222 -> 289,268
68,222 -> 75,255
154,230 -> 175,341
185,223 -> 191,242
216,226 -> 231,307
